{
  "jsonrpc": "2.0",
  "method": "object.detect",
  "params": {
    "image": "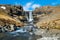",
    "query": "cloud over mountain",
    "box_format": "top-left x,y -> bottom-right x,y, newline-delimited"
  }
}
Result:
23,2 -> 40,11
